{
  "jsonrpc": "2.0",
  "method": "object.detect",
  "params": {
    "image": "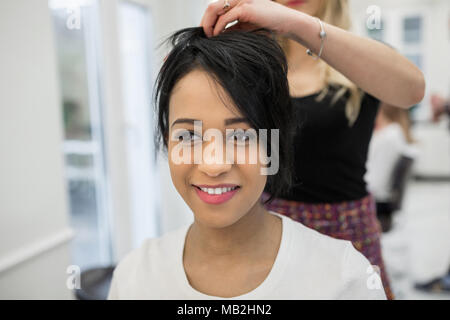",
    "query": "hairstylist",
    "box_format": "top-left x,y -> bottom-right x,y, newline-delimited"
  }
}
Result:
200,0 -> 425,300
